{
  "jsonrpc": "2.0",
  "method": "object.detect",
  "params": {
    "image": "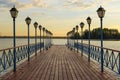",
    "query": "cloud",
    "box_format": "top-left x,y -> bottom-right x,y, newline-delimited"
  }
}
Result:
0,0 -> 119,11
64,0 -> 99,9
0,0 -> 14,8
63,0 -> 119,10
32,0 -> 48,8
0,0 -> 47,10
